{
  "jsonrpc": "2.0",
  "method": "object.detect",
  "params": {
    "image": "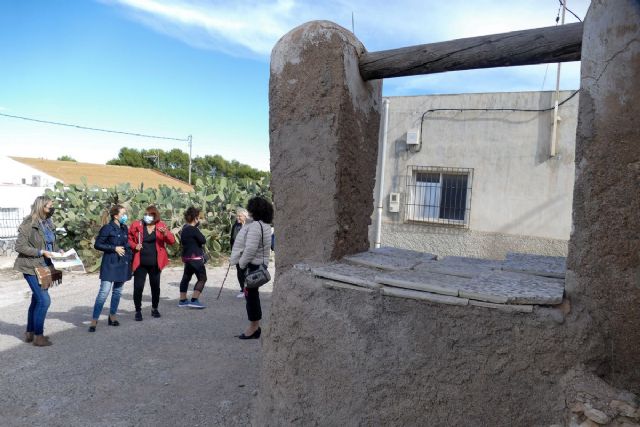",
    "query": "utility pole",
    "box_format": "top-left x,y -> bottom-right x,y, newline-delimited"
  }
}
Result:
550,0 -> 567,157
187,135 -> 193,185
